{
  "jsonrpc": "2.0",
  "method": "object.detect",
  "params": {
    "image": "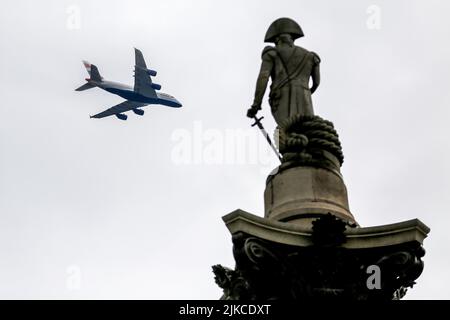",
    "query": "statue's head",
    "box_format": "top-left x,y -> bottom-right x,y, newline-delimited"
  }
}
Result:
264,17 -> 304,43
275,33 -> 294,47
